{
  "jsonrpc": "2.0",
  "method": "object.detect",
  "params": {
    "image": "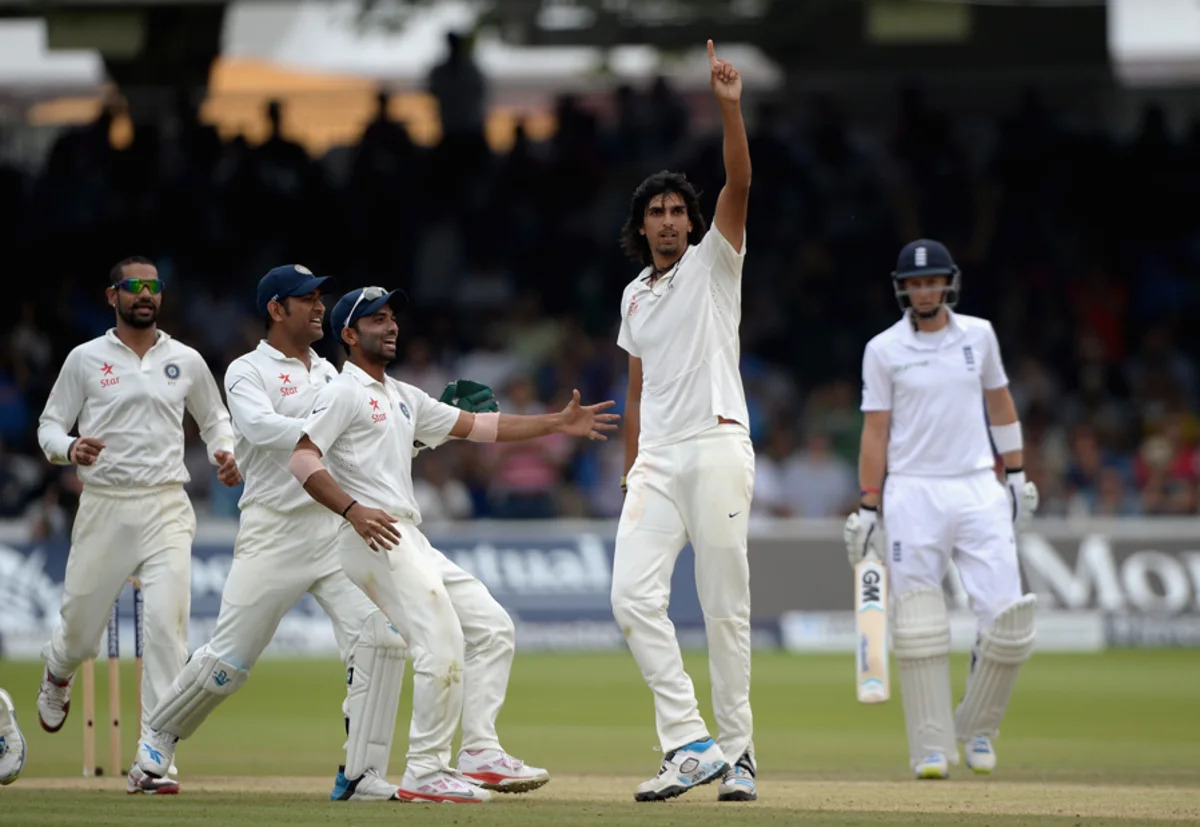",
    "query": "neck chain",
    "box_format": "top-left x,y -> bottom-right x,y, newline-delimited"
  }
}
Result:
648,247 -> 688,294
